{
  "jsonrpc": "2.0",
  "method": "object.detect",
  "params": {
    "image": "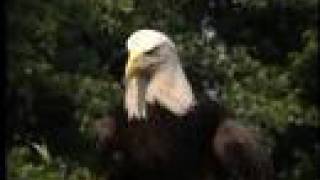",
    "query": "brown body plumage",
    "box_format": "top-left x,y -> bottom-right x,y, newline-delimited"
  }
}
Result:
96,99 -> 274,180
